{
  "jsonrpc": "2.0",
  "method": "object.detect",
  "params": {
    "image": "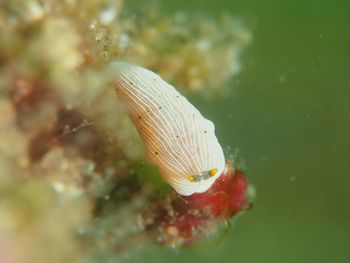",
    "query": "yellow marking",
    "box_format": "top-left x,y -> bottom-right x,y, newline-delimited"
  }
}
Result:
209,168 -> 218,177
187,175 -> 196,182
